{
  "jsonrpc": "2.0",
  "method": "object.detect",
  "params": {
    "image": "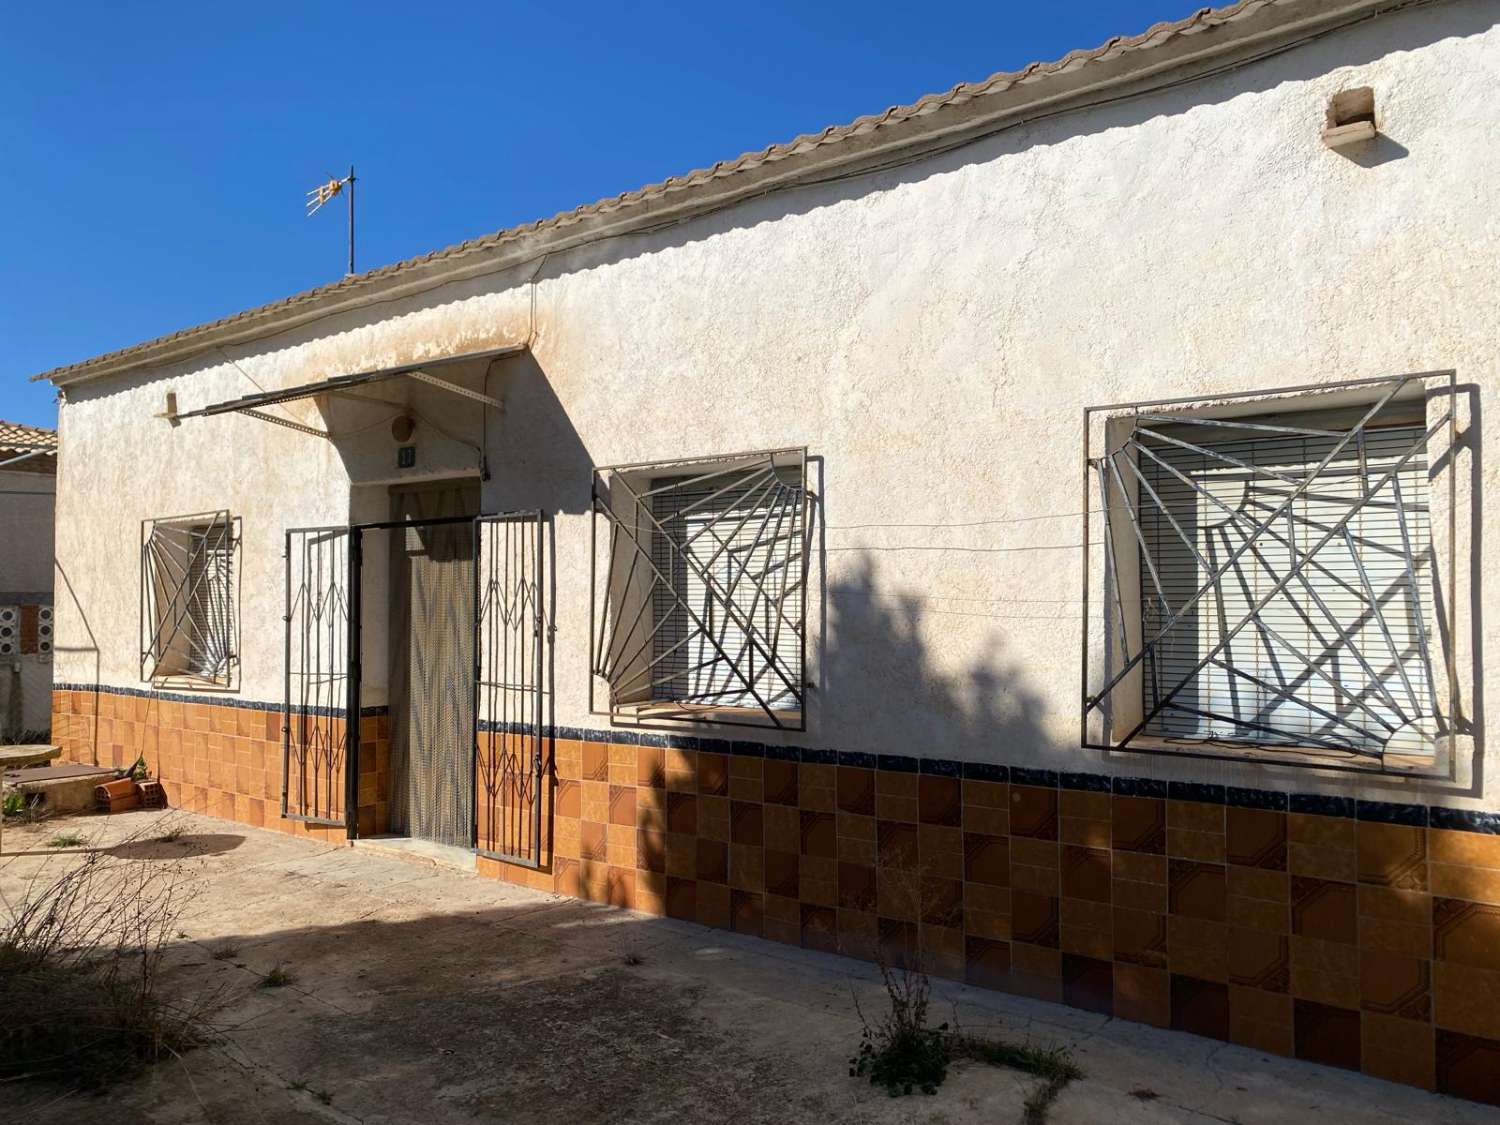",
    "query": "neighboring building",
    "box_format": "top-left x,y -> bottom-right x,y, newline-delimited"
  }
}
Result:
31,0 -> 1500,1103
0,420 -> 56,740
